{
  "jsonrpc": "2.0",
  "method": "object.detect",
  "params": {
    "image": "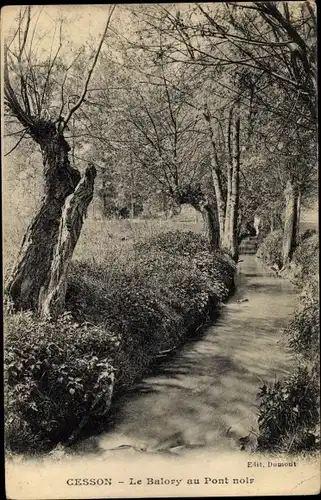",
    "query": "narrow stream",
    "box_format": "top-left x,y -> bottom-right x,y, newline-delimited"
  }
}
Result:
72,254 -> 297,457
